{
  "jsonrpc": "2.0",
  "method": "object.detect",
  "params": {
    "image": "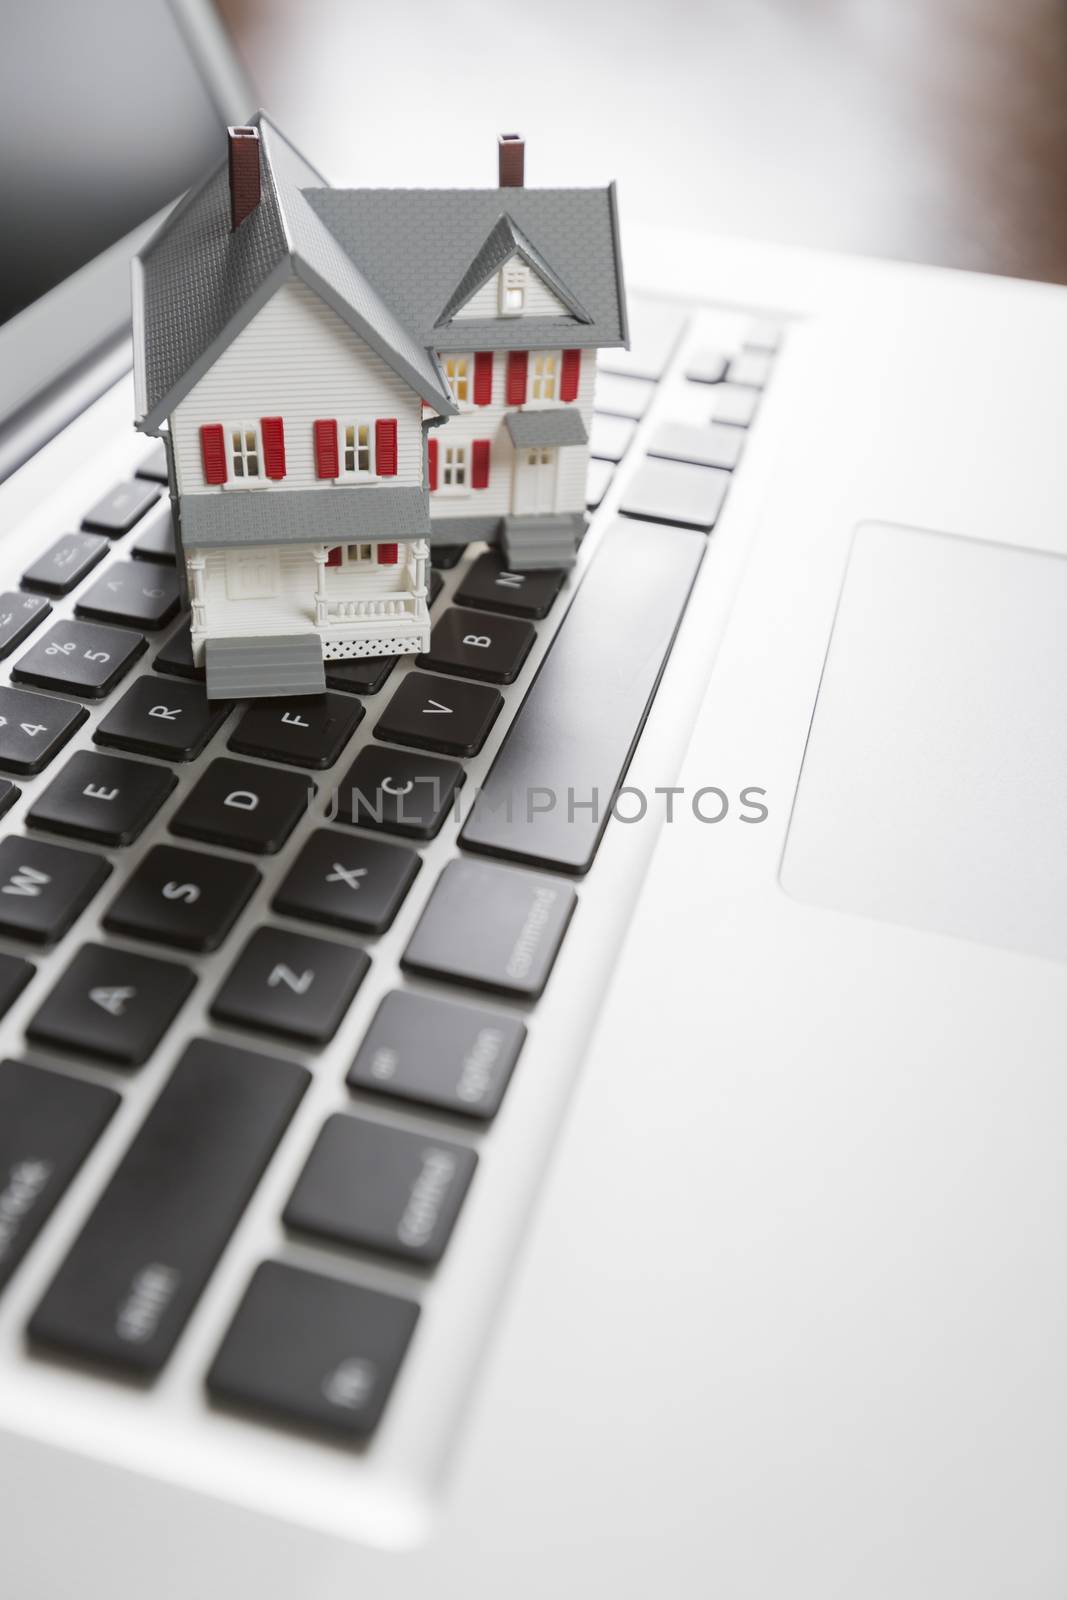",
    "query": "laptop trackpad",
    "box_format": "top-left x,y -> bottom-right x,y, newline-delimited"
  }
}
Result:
781,522 -> 1067,961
